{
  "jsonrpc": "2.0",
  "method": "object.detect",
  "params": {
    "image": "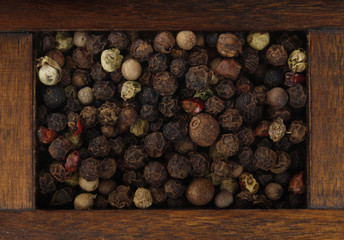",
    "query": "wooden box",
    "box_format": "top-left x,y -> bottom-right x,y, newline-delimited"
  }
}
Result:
1,1 -> 344,239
